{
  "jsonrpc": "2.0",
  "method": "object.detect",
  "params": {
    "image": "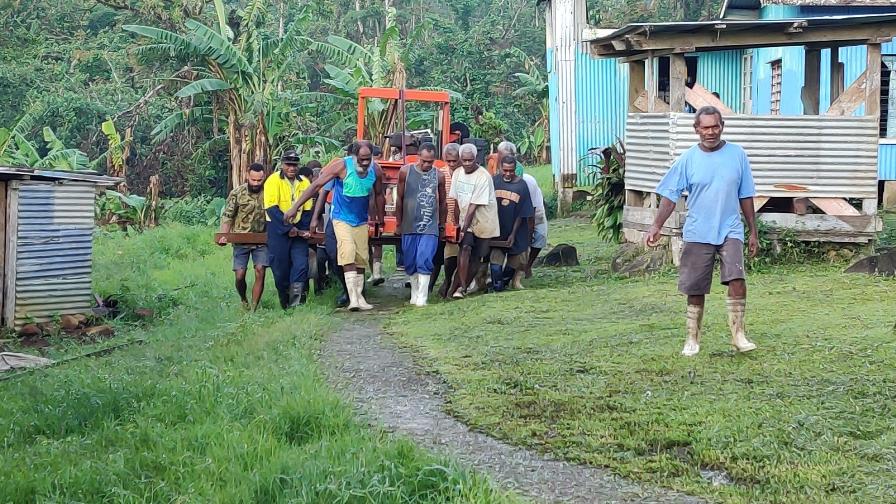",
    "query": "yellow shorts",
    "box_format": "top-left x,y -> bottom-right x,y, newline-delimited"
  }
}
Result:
444,242 -> 460,259
333,220 -> 370,269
